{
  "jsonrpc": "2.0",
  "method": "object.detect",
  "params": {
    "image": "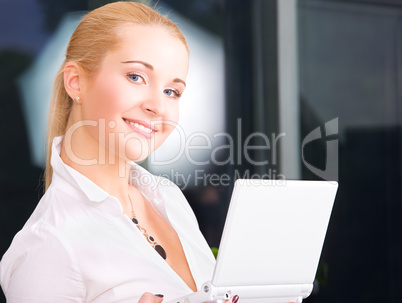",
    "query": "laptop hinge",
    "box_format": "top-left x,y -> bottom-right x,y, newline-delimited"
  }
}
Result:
203,282 -> 313,302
